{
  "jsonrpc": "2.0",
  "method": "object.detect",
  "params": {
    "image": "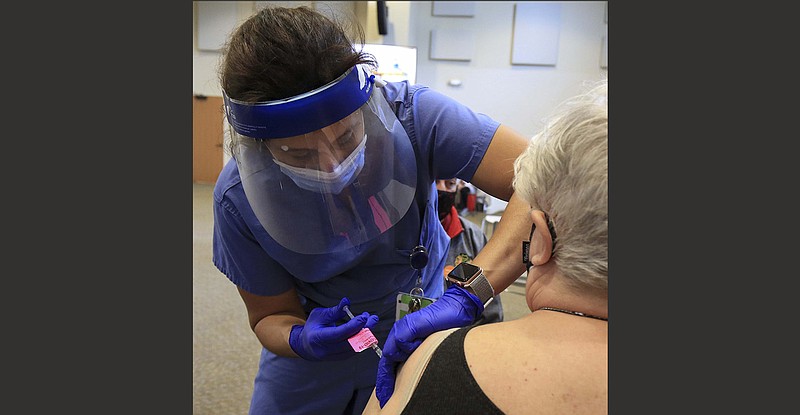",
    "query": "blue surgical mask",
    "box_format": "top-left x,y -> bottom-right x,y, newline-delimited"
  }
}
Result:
273,134 -> 367,194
